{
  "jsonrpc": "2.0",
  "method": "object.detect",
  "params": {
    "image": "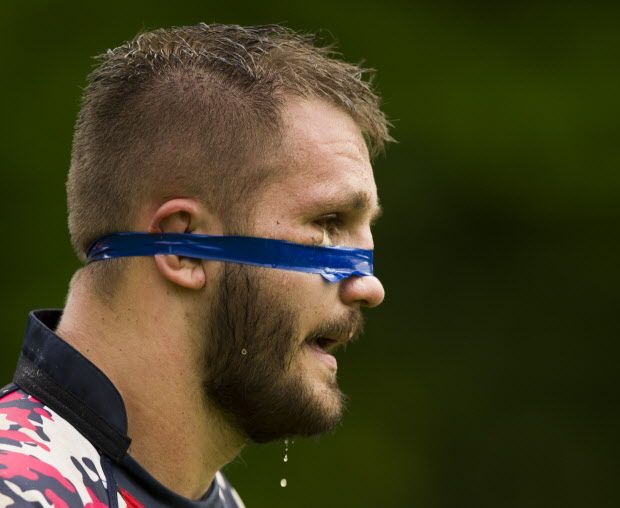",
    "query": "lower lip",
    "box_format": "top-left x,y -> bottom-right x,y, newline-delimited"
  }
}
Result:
305,343 -> 338,371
